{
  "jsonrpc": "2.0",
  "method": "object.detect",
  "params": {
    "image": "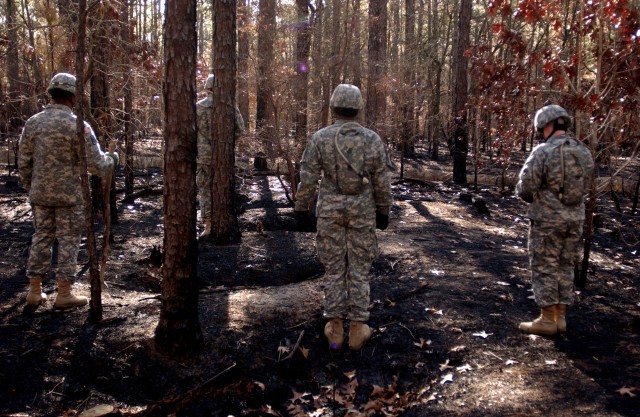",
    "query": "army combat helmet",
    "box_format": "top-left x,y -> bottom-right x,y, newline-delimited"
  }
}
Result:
204,75 -> 215,91
534,105 -> 571,139
330,84 -> 363,110
47,73 -> 77,95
